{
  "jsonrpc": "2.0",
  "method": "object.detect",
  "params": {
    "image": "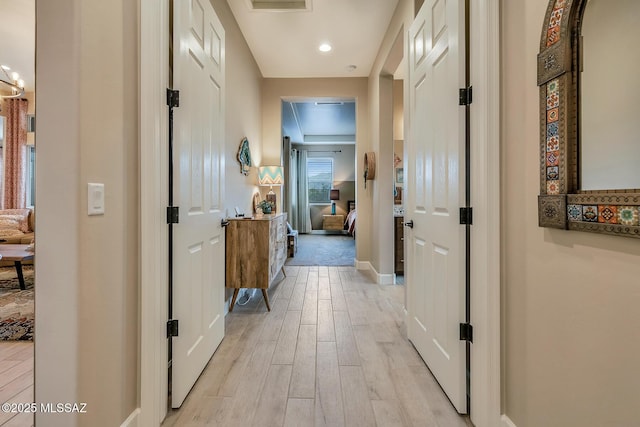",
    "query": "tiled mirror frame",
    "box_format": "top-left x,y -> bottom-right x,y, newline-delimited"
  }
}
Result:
537,0 -> 640,238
